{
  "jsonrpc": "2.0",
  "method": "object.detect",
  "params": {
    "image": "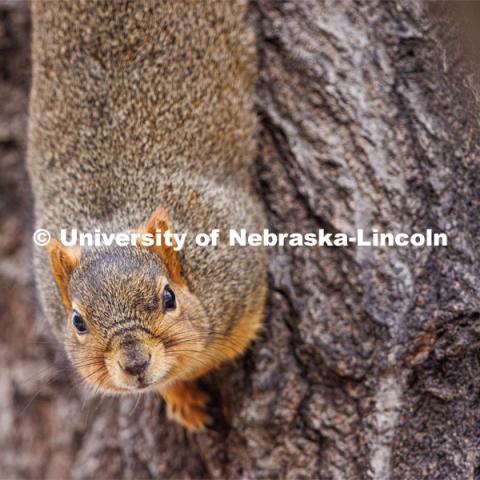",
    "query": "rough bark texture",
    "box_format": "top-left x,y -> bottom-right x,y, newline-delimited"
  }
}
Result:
2,0 -> 480,479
